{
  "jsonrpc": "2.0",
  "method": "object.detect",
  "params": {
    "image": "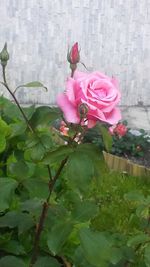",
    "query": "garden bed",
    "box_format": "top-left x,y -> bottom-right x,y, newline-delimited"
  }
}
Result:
103,151 -> 150,177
